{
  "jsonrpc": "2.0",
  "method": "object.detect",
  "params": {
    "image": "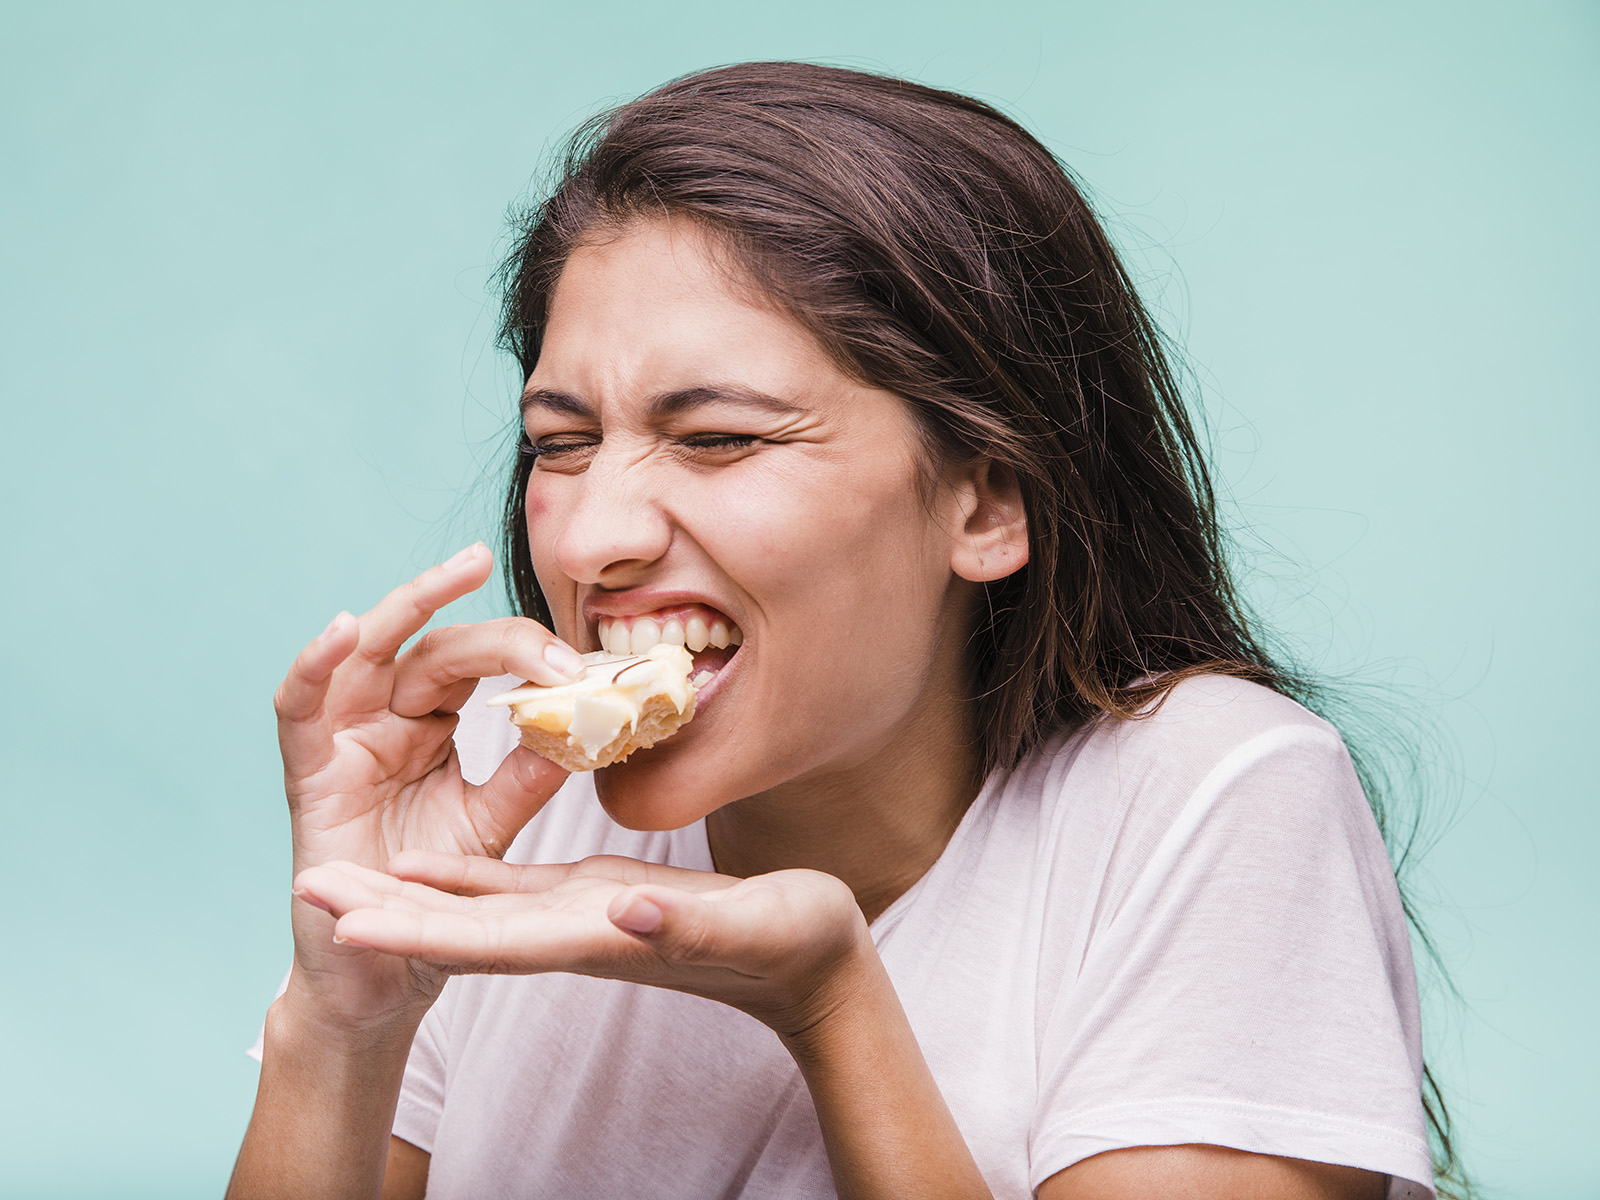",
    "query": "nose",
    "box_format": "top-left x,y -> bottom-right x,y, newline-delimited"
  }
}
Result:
545,445 -> 674,586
